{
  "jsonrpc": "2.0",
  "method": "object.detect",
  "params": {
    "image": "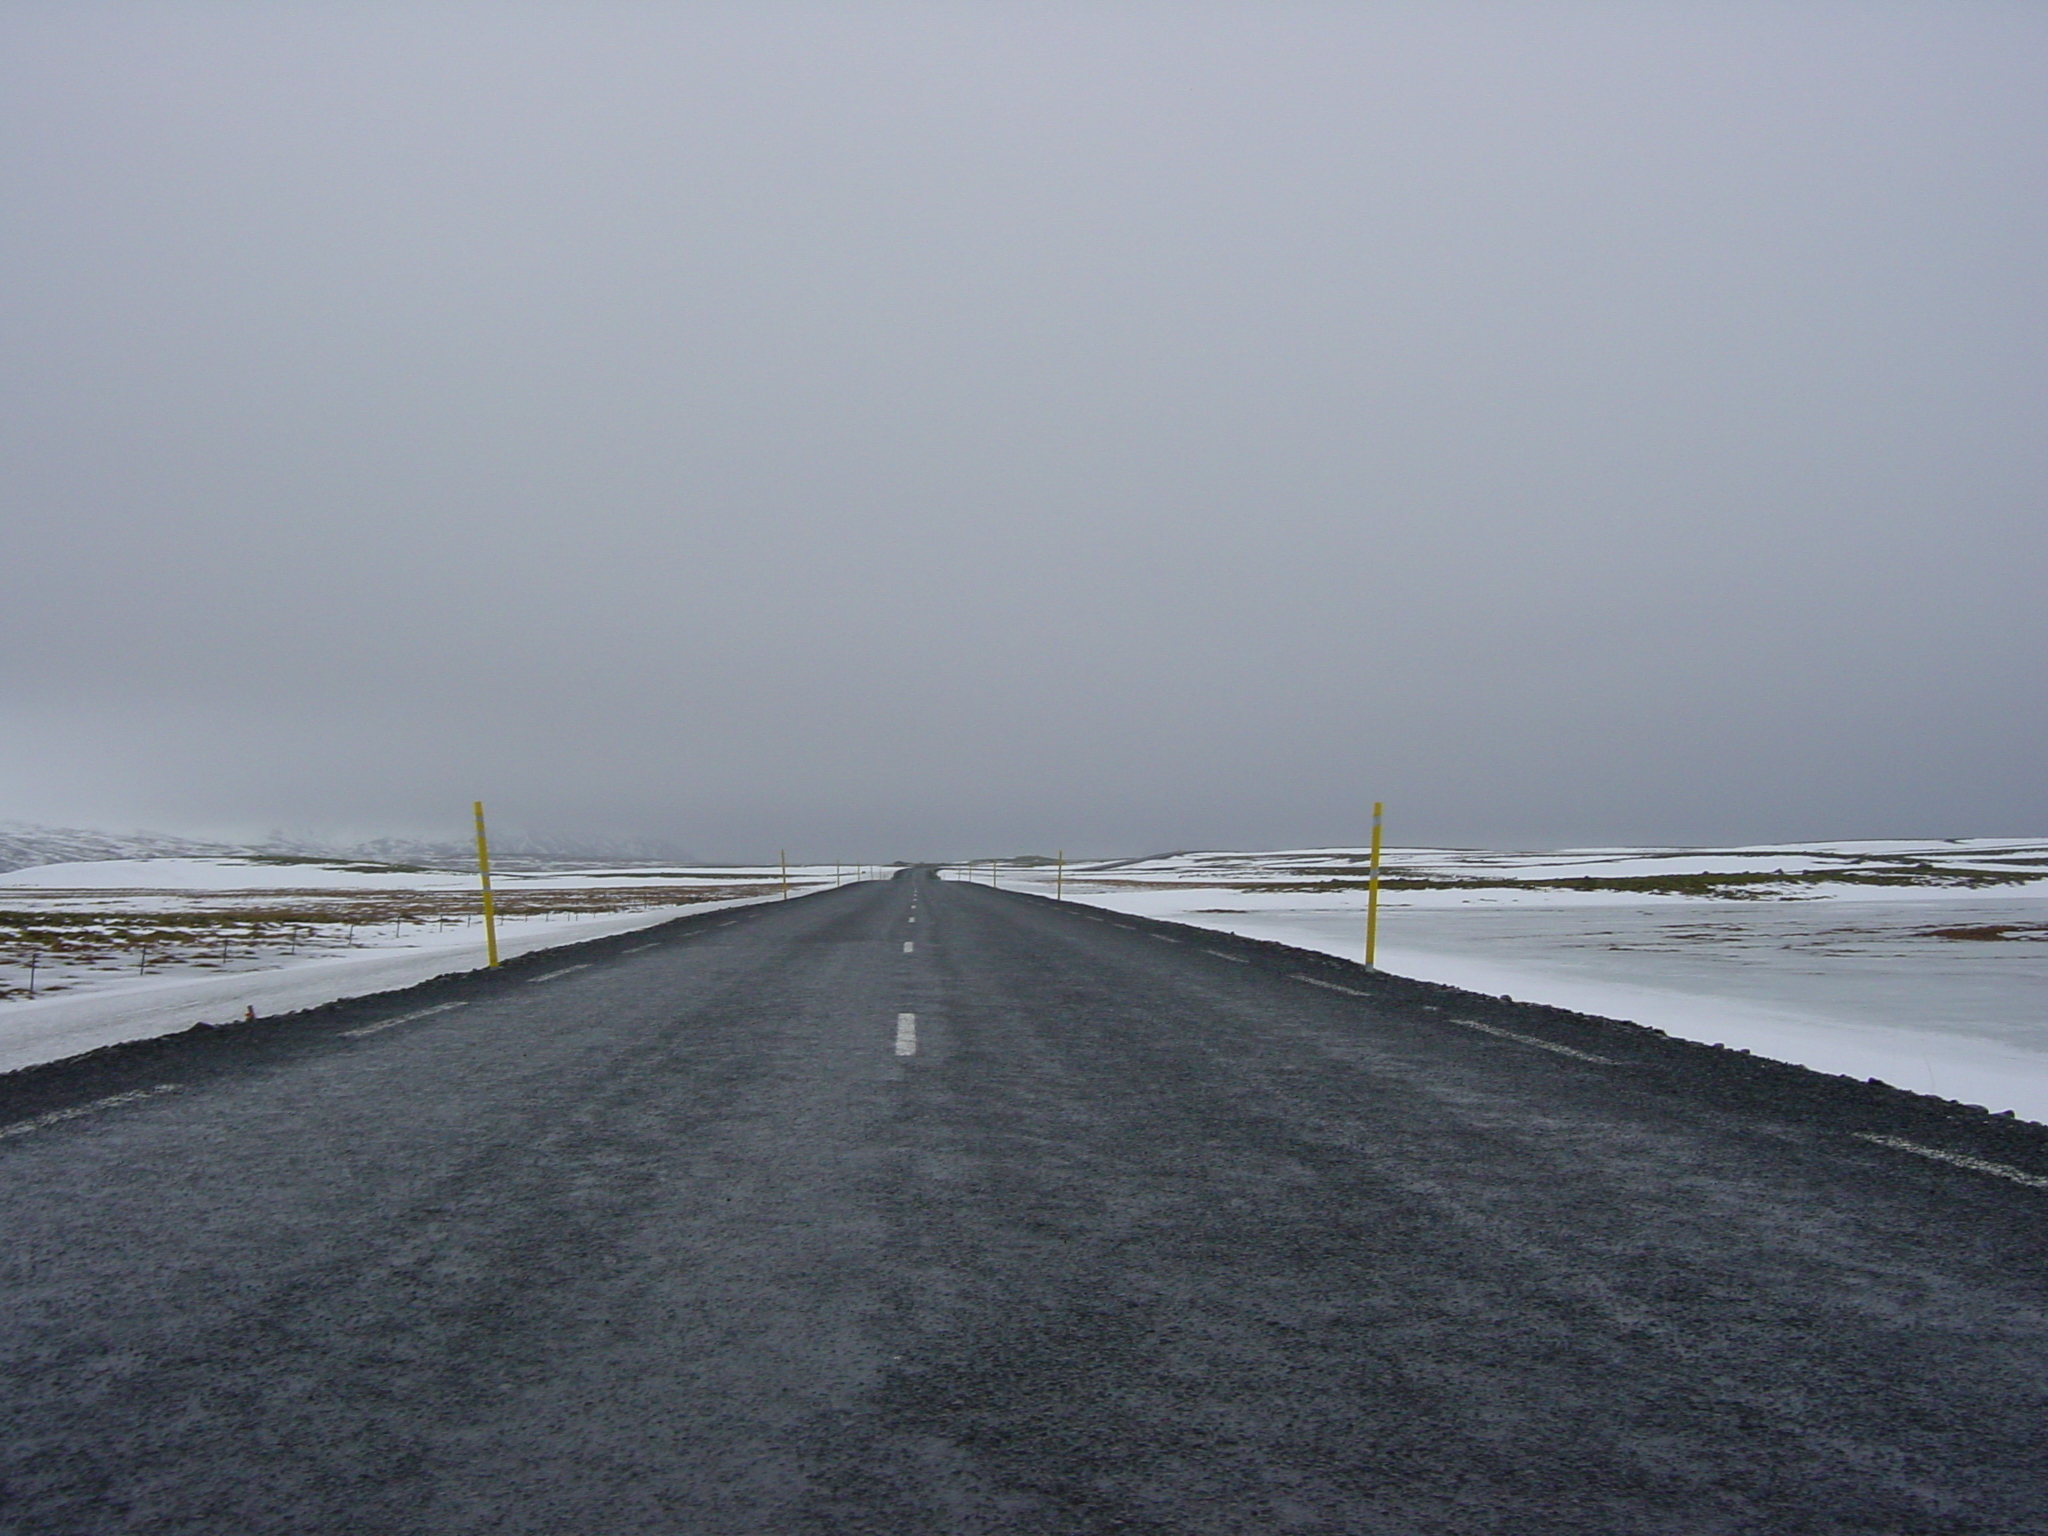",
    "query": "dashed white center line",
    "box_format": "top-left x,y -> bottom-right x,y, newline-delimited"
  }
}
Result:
1451,1018 -> 1613,1064
895,1013 -> 918,1056
717,921 -> 737,928
1204,949 -> 1248,963
1854,1132 -> 2048,1190
343,1001 -> 469,1038
623,943 -> 656,953
1148,934 -> 1181,944
0,1083 -> 180,1141
903,940 -> 915,953
529,964 -> 591,983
